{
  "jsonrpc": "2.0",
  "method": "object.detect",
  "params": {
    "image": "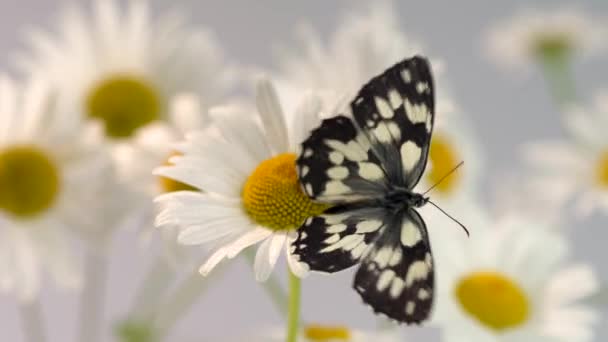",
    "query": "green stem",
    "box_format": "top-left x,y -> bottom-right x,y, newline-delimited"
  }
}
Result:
286,271 -> 301,342
539,54 -> 577,107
